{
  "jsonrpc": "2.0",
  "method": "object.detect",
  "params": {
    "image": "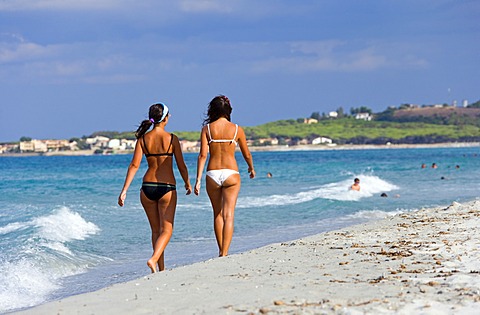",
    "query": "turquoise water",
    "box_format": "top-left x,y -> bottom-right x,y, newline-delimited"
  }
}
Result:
1,147 -> 479,312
